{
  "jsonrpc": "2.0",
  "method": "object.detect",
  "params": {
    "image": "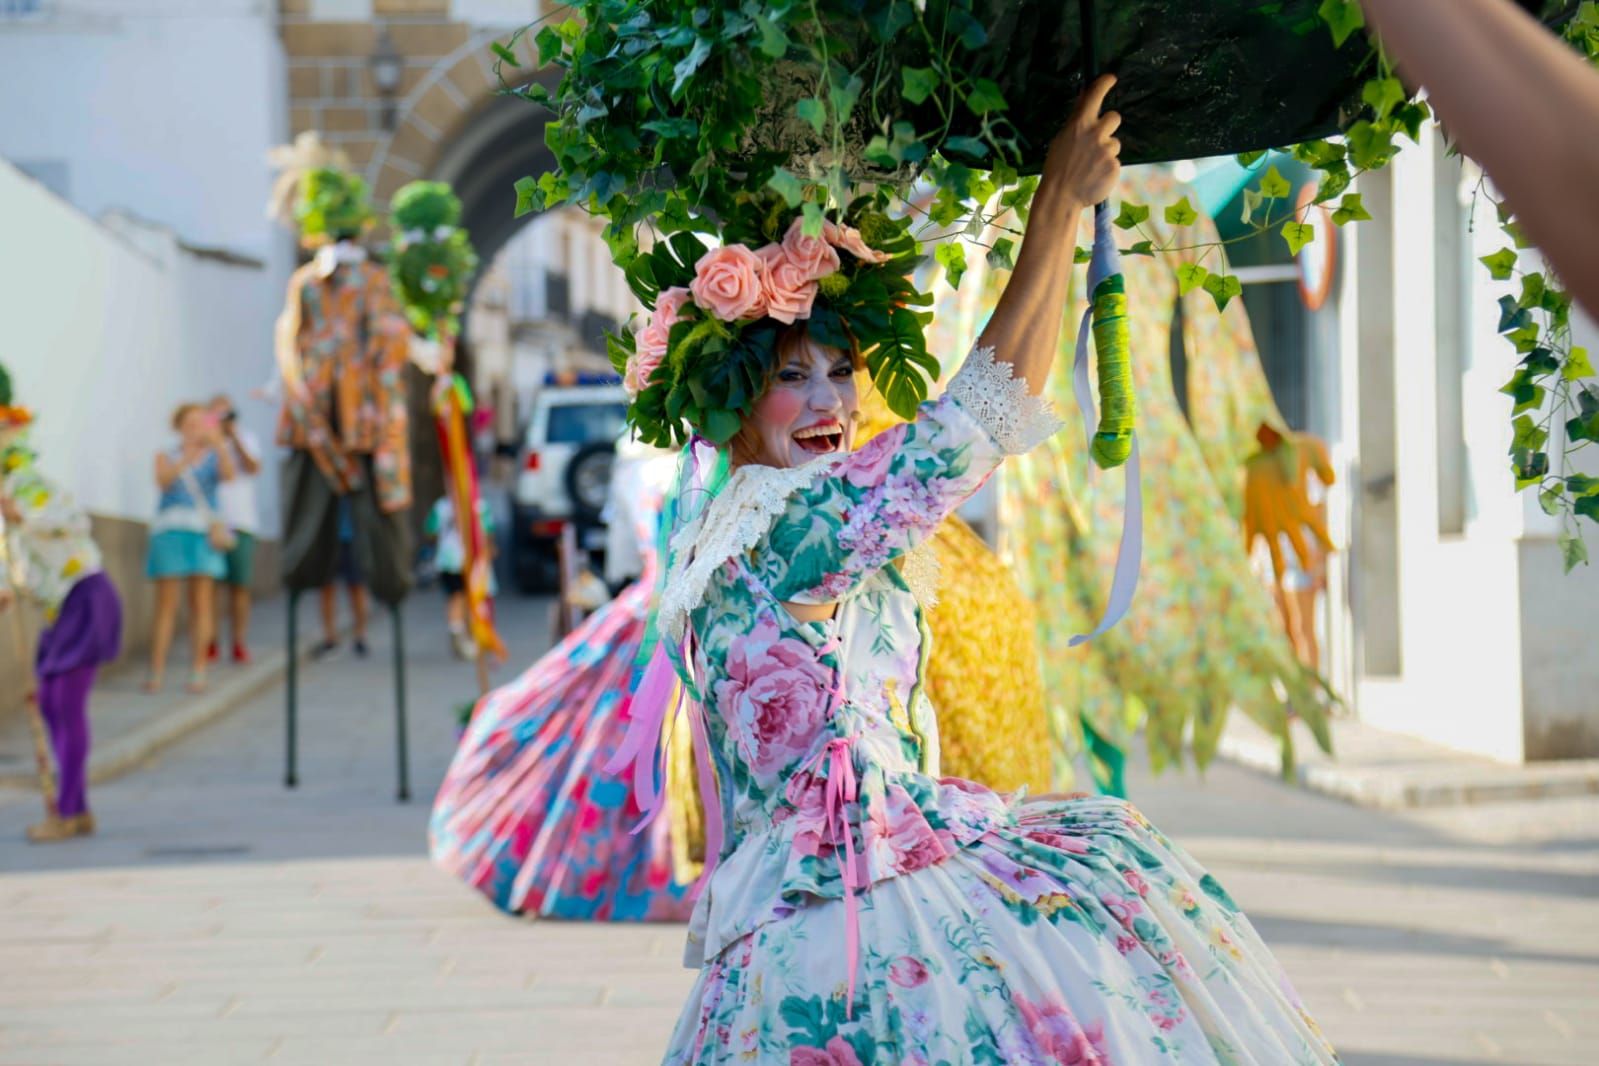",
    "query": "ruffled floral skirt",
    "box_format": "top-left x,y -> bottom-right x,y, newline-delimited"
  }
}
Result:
429,581 -> 694,922
663,797 -> 1337,1065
